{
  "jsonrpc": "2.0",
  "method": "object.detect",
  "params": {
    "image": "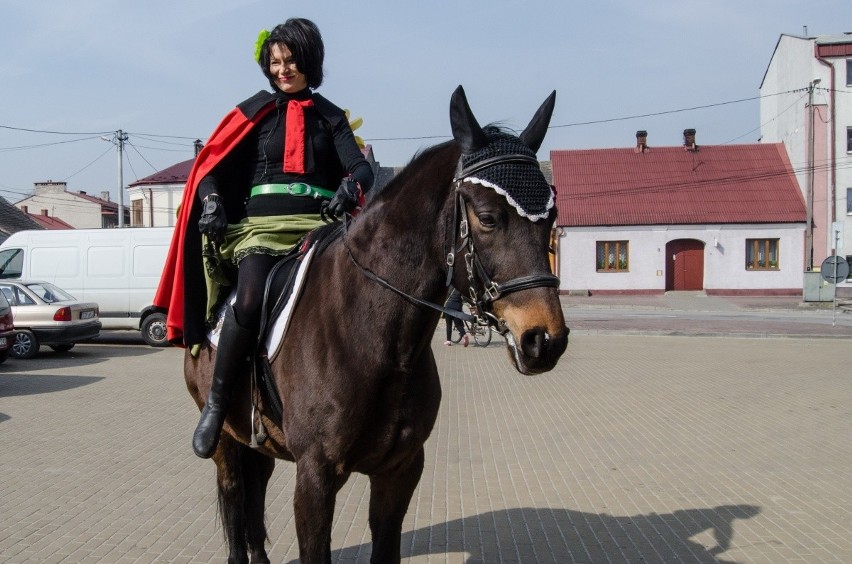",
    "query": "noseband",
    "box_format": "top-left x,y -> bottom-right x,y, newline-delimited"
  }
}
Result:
447,154 -> 560,333
342,151 -> 559,334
